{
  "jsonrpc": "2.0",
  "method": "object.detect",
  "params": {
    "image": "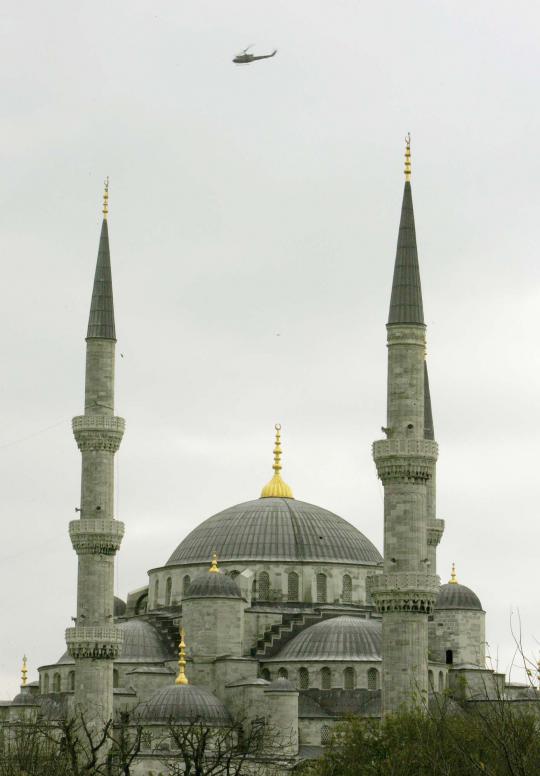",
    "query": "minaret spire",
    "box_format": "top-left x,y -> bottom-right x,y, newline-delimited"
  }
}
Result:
87,178 -> 115,341
371,139 -> 439,715
388,135 -> 424,326
66,184 -> 125,729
